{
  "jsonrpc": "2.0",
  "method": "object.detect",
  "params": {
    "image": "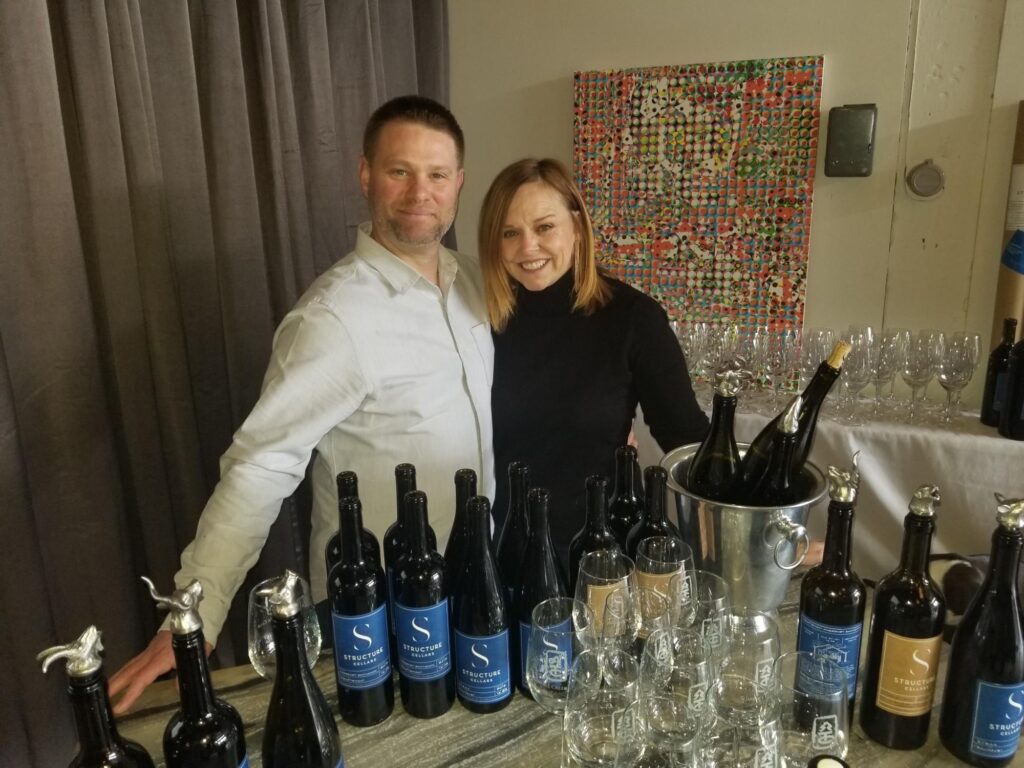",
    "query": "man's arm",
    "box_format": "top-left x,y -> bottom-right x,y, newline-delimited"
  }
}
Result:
109,301 -> 369,711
